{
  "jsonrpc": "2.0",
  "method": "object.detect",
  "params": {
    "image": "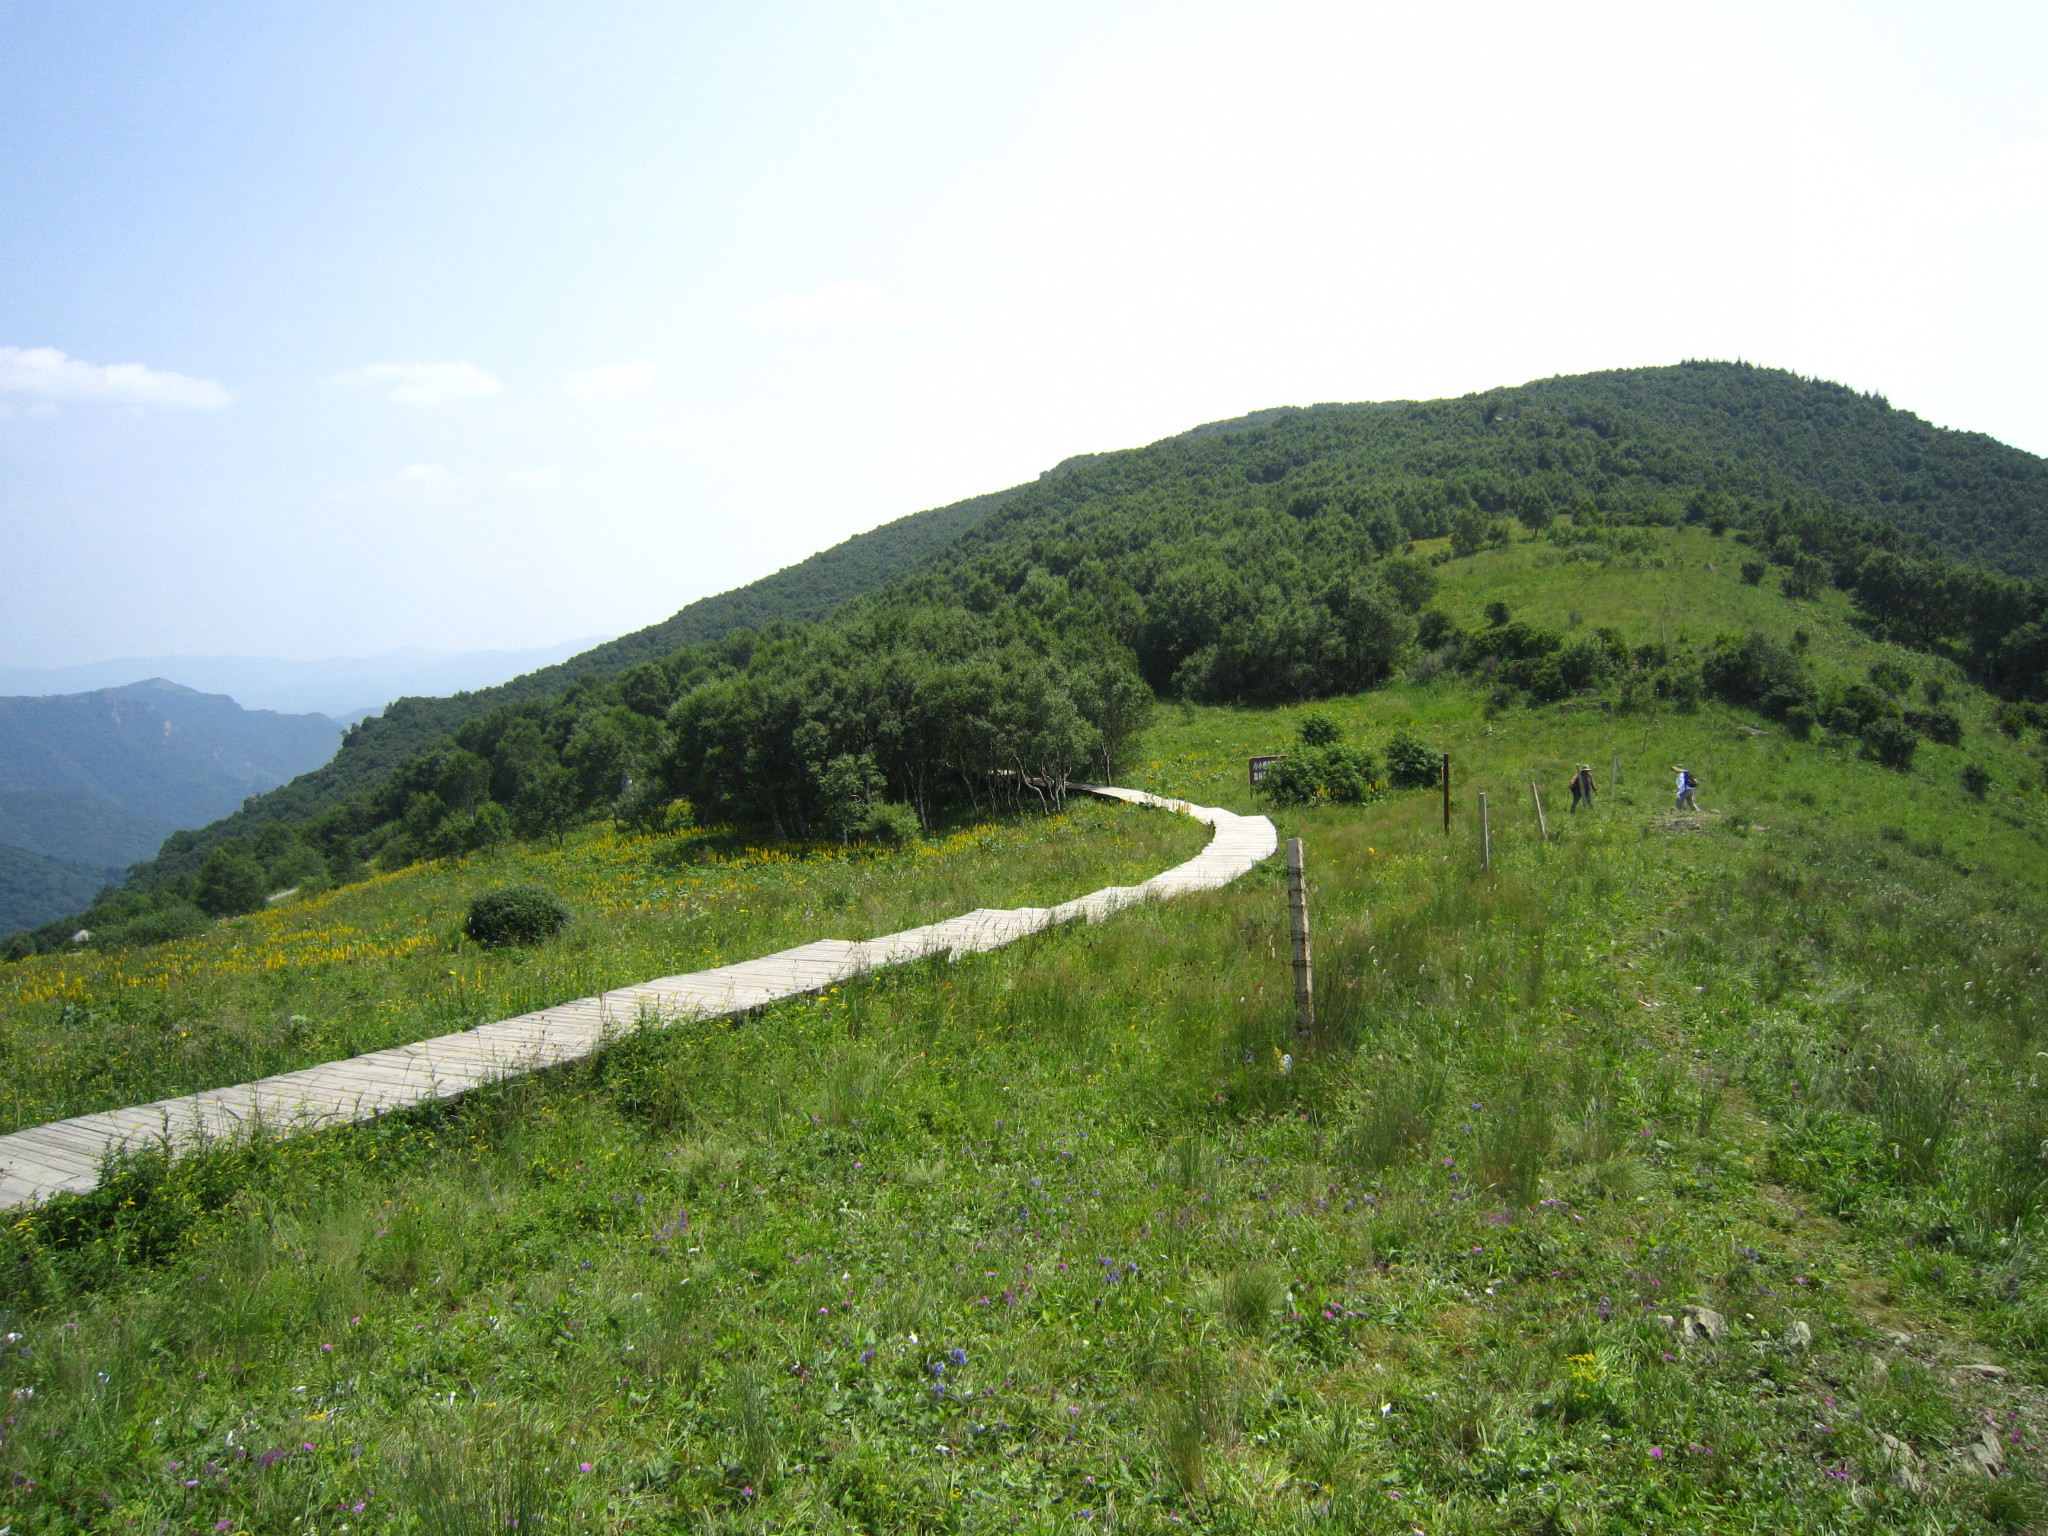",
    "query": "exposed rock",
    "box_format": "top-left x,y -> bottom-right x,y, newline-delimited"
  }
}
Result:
1782,1319 -> 1813,1351
1955,1363 -> 2008,1383
1678,1305 -> 1728,1343
1876,1432 -> 1924,1494
1964,1426 -> 2007,1478
1880,1330 -> 1914,1349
